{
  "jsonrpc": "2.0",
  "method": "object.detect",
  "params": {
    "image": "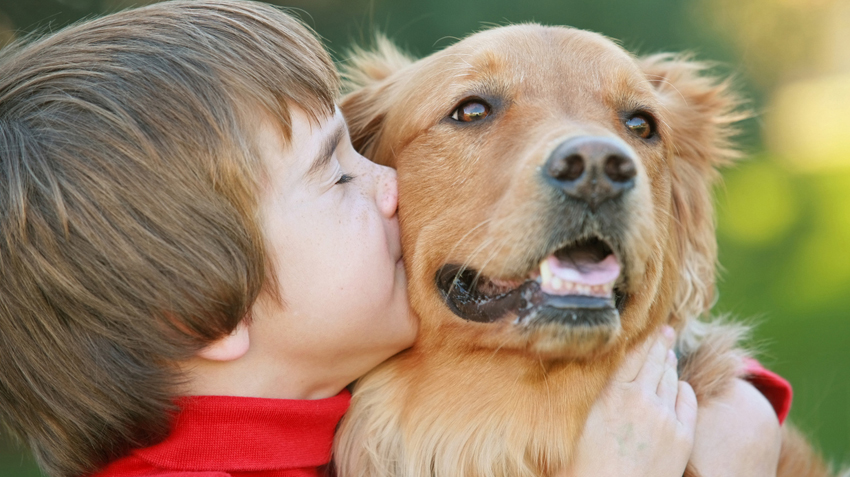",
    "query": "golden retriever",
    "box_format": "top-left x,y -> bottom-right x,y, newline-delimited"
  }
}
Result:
333,24 -> 835,477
